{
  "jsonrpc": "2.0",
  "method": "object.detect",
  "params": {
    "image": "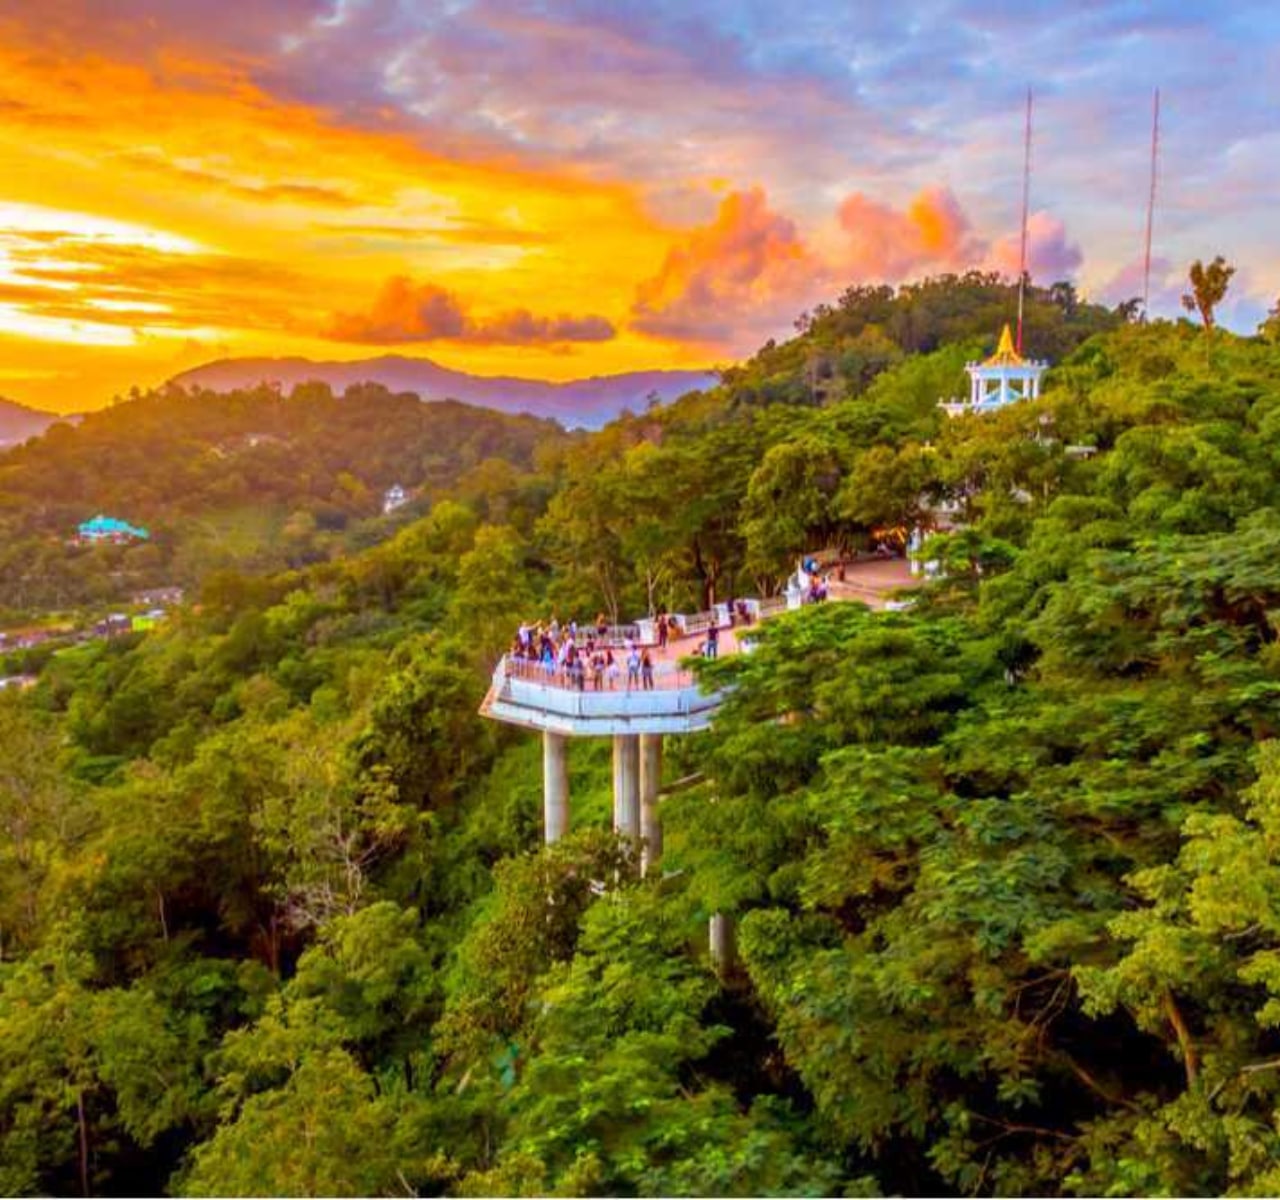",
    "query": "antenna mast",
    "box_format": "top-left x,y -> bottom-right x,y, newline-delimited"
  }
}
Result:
1015,87 -> 1033,354
1142,88 -> 1160,322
